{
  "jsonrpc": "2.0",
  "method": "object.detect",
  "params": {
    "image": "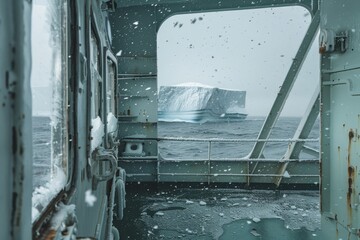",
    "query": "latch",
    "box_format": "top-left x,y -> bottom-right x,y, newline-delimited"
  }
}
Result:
319,29 -> 348,54
91,147 -> 117,185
